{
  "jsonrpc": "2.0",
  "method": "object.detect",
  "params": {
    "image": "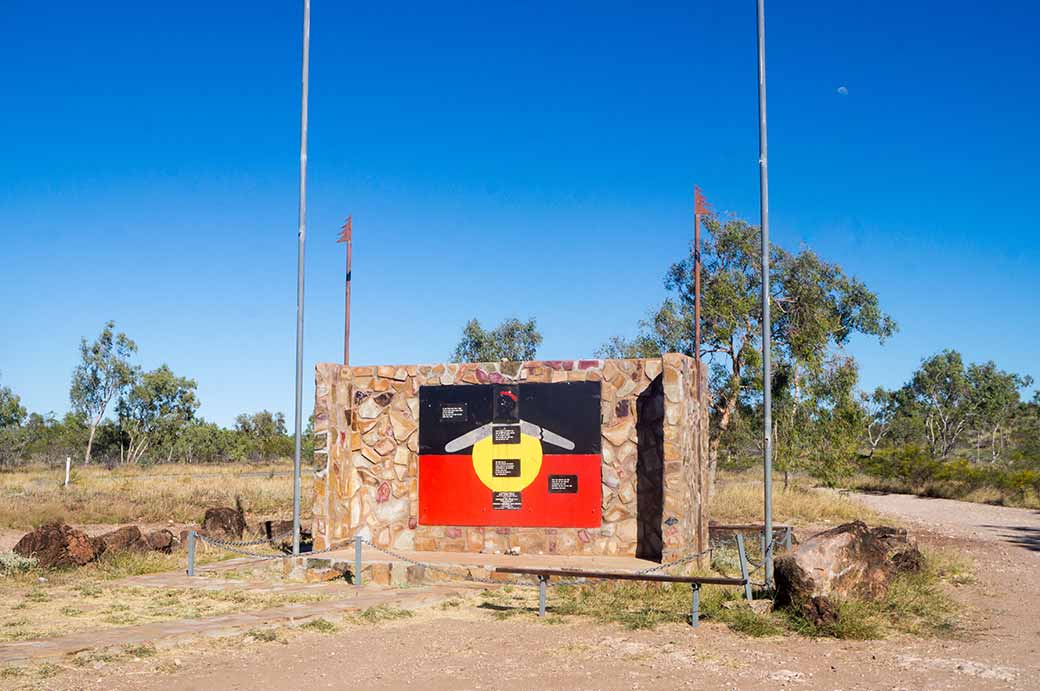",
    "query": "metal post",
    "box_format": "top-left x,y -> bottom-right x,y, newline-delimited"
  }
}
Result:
736,533 -> 753,602
64,456 -> 71,487
690,583 -> 701,628
186,530 -> 196,577
292,0 -> 311,558
343,219 -> 352,366
538,576 -> 548,617
354,535 -> 363,587
755,0 -> 774,590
